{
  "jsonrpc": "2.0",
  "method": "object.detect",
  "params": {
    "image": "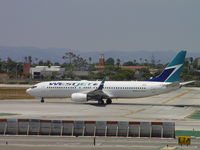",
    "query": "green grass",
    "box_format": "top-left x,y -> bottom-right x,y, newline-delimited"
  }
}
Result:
176,130 -> 200,137
0,87 -> 34,99
188,111 -> 200,119
0,113 -> 18,116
